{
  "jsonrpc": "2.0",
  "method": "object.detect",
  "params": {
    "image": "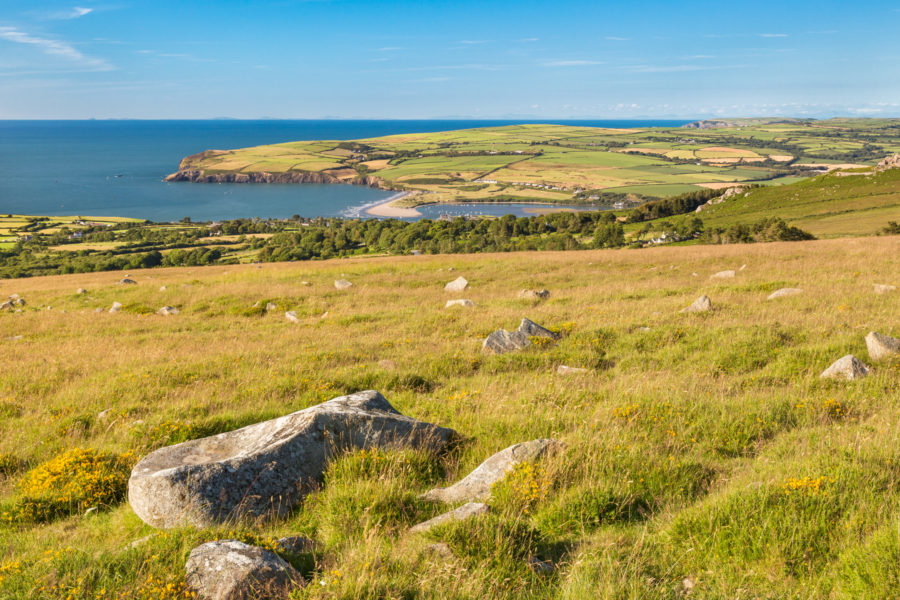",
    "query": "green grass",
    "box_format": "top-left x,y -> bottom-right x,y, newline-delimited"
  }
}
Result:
1,237 -> 899,598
